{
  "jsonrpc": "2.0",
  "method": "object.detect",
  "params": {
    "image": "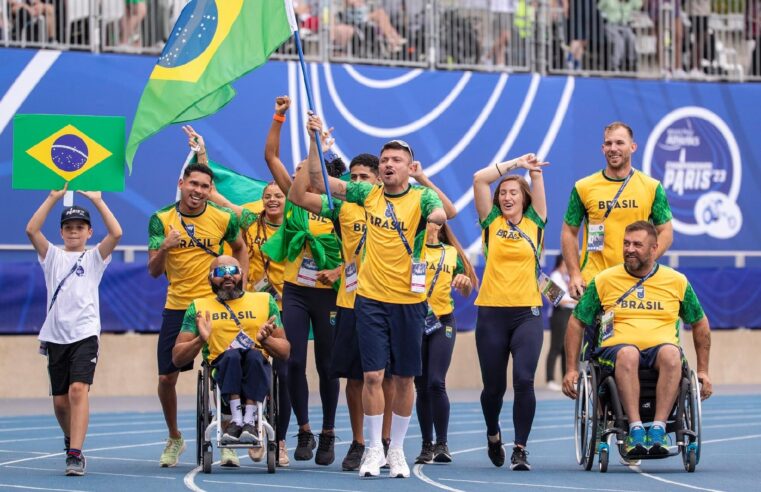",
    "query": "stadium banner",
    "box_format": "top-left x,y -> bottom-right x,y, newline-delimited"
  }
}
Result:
12,114 -> 125,191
